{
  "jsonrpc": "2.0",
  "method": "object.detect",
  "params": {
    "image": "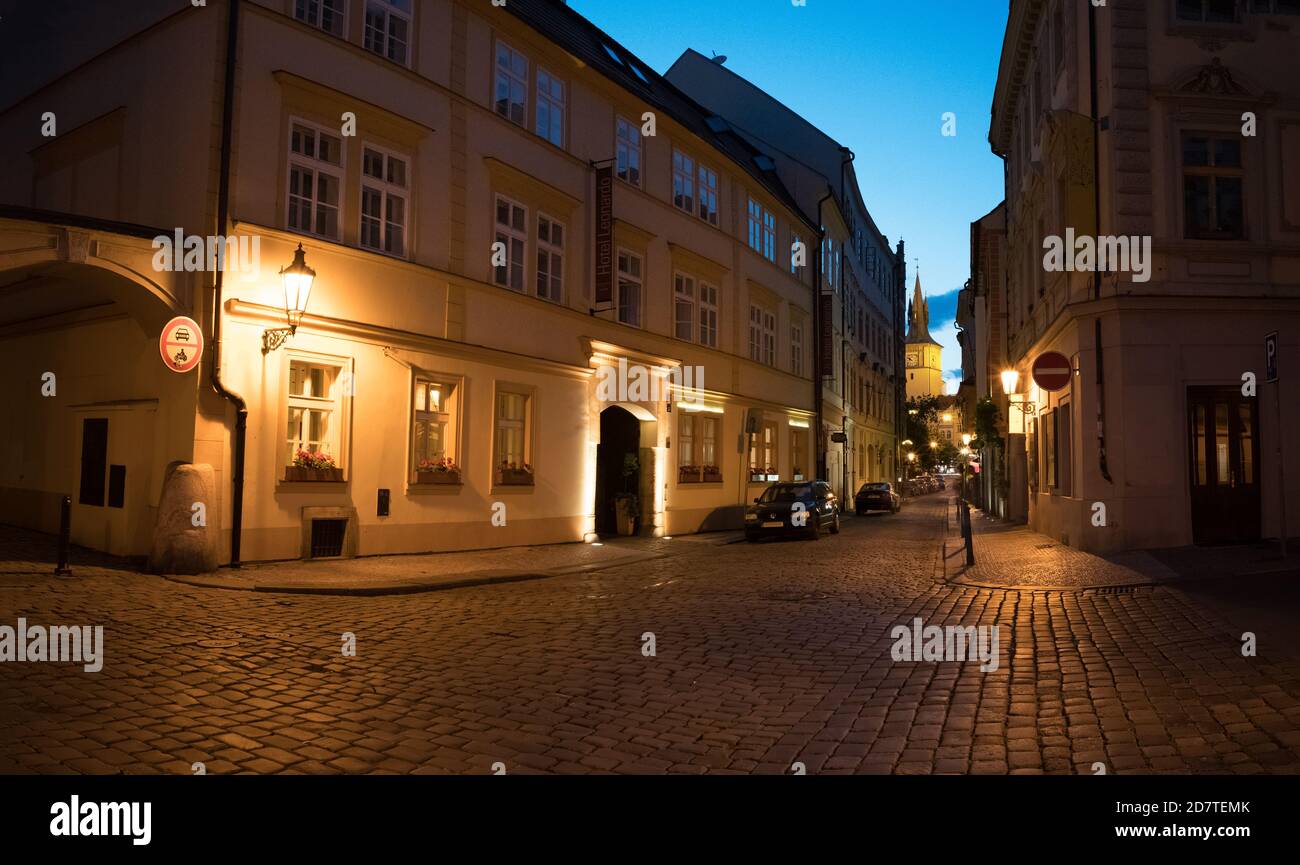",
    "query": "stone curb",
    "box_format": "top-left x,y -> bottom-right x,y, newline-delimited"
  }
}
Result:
160,550 -> 667,597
